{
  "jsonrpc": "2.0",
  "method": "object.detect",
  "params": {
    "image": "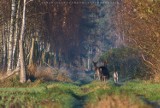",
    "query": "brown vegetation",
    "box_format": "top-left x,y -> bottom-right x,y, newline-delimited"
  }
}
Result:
27,64 -> 72,82
85,95 -> 151,108
114,0 -> 160,81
